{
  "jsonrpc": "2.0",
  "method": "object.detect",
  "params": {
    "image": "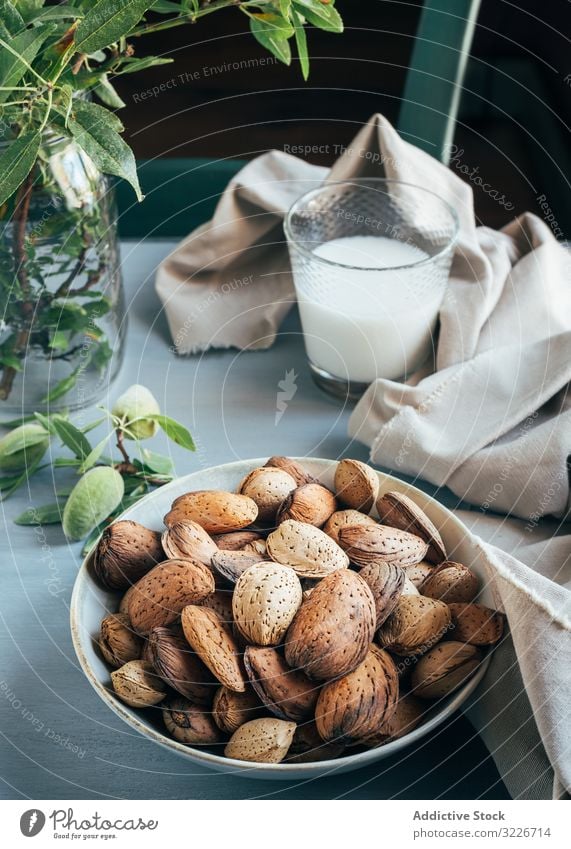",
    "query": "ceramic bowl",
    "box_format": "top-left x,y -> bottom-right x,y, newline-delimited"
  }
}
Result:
71,457 -> 492,780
